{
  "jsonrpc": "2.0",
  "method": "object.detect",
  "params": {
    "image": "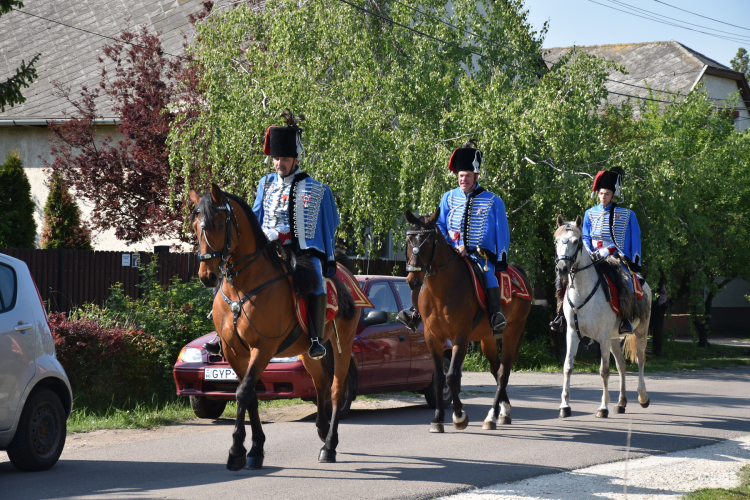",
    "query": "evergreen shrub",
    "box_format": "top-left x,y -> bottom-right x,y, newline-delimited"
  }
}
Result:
41,172 -> 92,250
0,150 -> 36,248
